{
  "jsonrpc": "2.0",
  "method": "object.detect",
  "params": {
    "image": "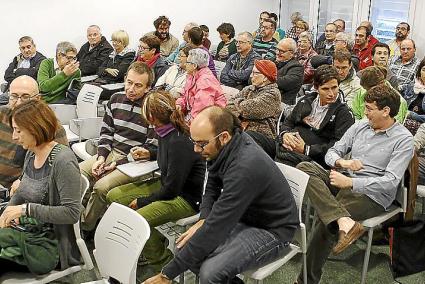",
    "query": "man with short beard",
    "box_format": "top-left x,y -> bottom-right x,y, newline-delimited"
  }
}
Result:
145,16 -> 179,57
386,22 -> 410,58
